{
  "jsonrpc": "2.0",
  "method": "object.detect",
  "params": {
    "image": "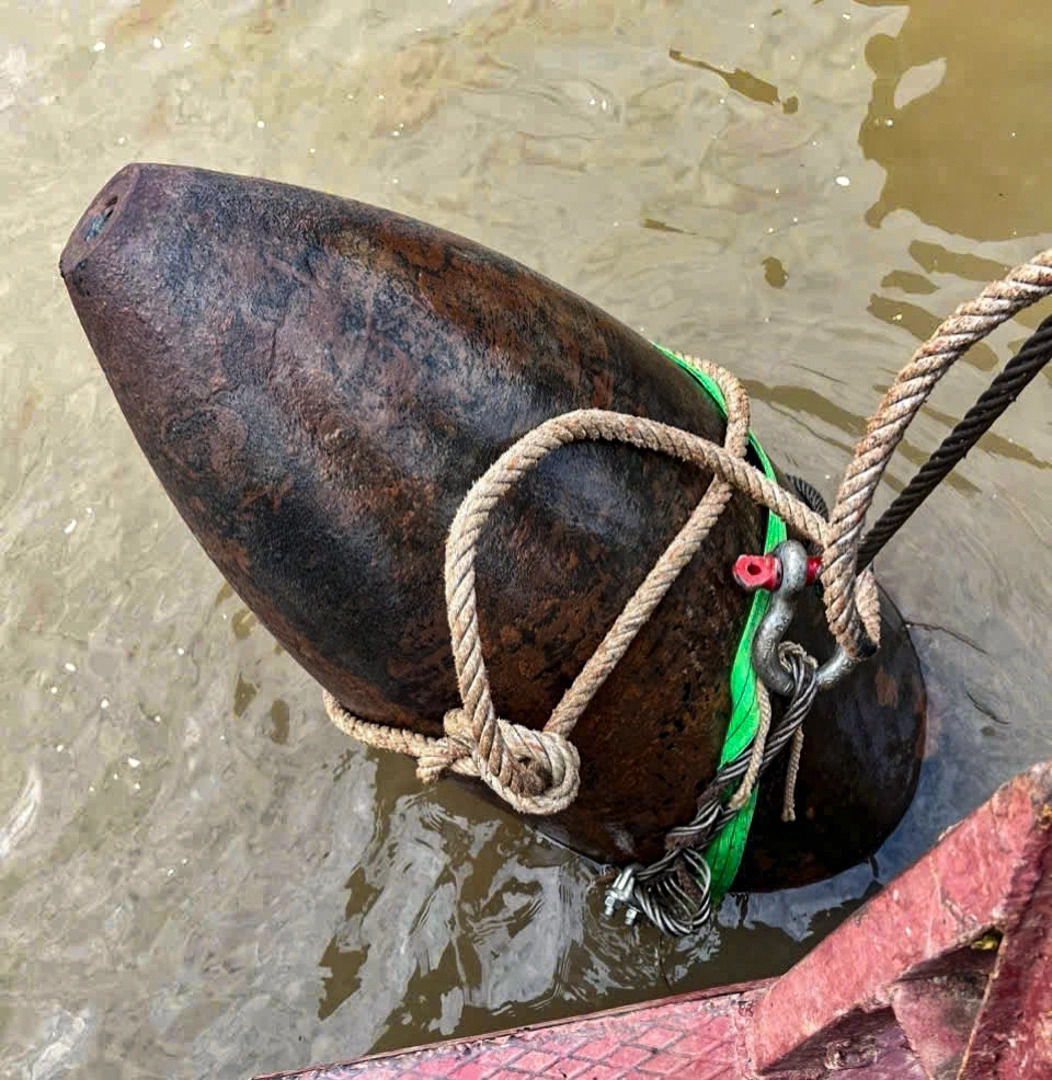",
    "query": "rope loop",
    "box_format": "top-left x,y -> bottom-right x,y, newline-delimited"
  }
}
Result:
432,356 -> 754,810
326,245 -> 1052,832
604,640 -> 822,934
